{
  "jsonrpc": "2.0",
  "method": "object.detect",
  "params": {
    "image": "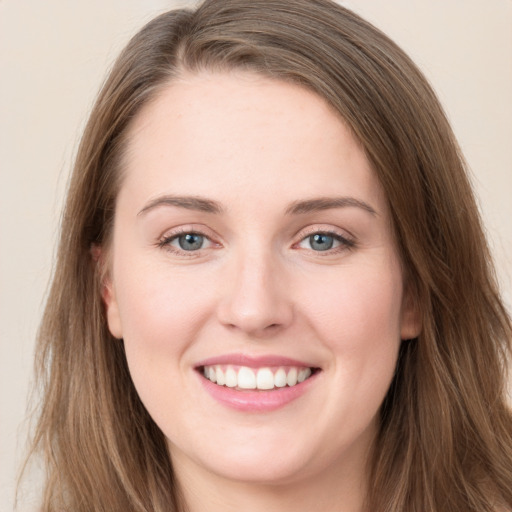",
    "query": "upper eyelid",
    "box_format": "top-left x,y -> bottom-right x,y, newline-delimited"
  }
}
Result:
164,231 -> 212,243
159,224 -> 218,240
293,224 -> 354,241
